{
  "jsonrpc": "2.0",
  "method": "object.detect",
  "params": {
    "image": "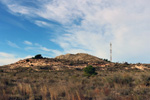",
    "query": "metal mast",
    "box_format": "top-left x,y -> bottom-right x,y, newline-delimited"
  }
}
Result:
110,43 -> 112,62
